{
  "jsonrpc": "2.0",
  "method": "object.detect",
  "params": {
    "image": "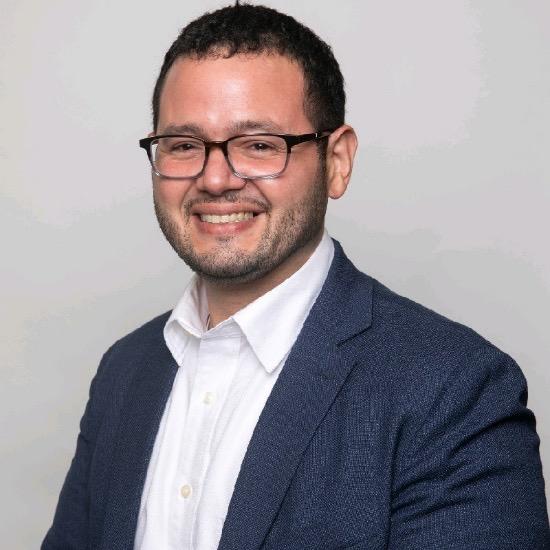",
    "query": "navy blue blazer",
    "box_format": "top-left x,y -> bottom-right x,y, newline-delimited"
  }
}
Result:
43,240 -> 550,549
